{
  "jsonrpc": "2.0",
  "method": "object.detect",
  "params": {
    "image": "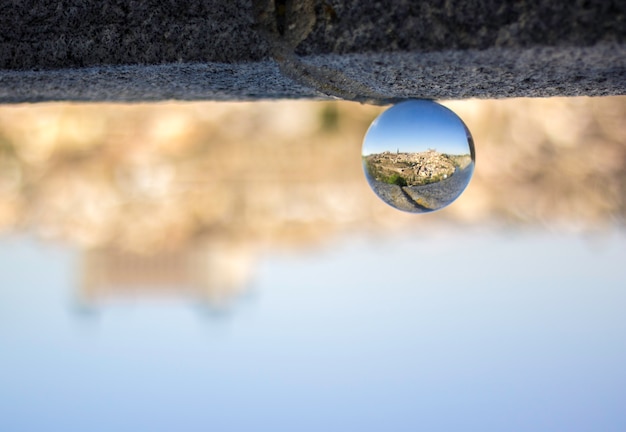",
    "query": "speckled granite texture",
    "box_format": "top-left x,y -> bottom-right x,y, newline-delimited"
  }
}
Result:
0,0 -> 624,102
